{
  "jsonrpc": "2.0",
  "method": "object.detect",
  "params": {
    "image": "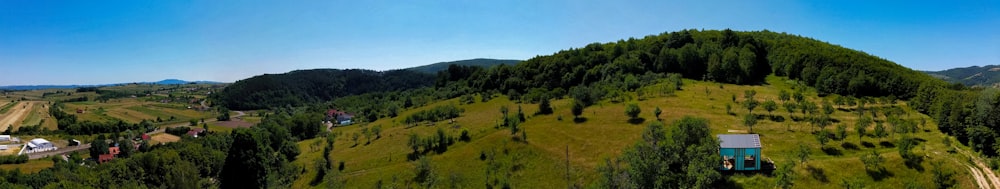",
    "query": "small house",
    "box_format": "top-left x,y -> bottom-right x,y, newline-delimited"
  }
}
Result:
718,134 -> 762,171
187,128 -> 205,138
0,135 -> 10,142
27,138 -> 54,149
326,109 -> 354,125
99,154 -> 114,163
